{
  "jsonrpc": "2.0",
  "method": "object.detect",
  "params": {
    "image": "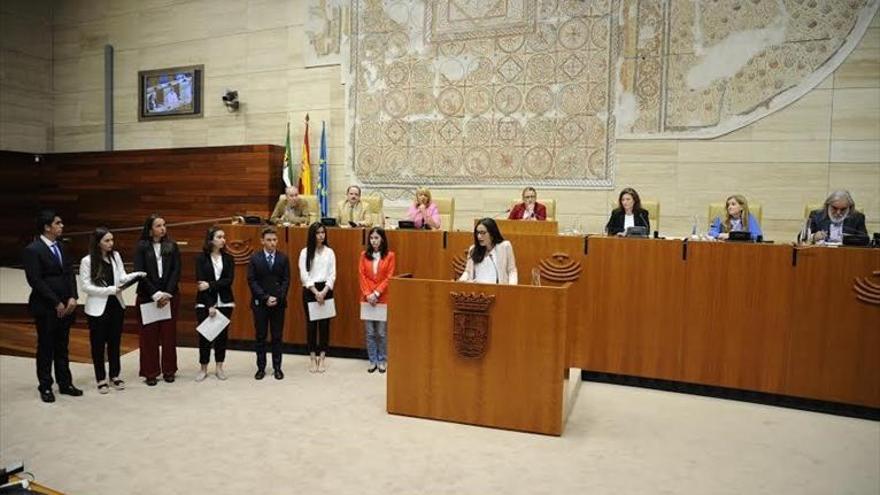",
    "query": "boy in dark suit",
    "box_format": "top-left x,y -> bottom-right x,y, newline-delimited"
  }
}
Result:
22,210 -> 83,402
247,227 -> 290,380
